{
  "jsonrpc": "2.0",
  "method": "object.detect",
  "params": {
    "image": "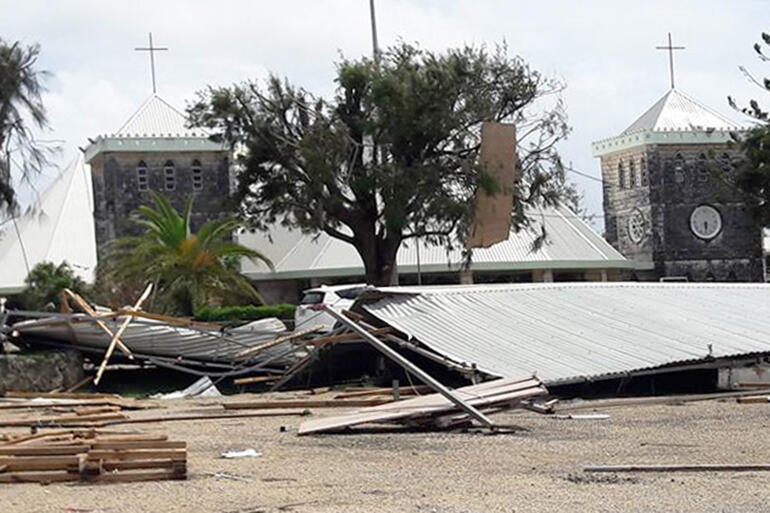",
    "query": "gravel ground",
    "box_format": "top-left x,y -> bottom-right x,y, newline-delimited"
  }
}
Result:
2,392 -> 770,513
